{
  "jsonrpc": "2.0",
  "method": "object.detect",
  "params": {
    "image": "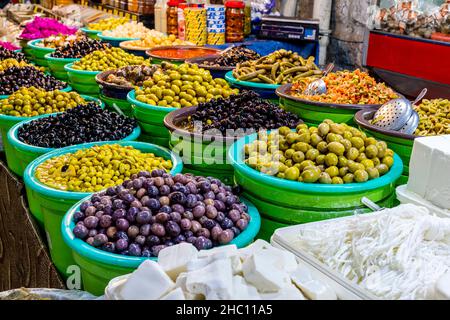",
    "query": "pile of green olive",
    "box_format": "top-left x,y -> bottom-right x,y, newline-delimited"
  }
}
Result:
134,62 -> 238,108
71,47 -> 149,71
245,120 -> 395,184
